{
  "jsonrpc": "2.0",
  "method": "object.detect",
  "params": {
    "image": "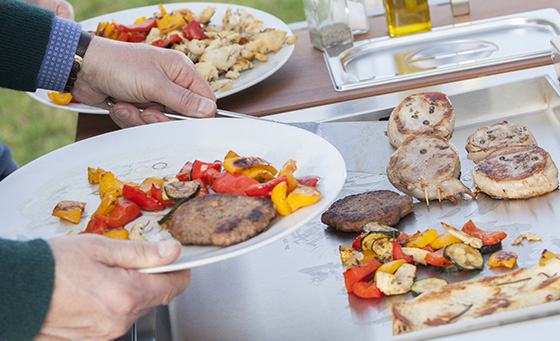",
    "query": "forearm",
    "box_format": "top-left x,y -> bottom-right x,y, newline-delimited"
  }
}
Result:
0,238 -> 55,341
0,0 -> 80,92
